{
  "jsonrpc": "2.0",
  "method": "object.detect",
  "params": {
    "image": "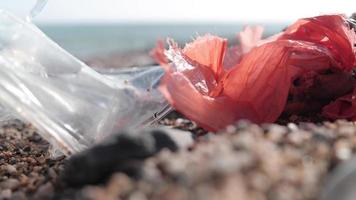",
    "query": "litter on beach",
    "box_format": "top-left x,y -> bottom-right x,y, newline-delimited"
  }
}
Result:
1,1 -> 356,199
153,14 -> 356,131
0,10 -> 169,155
0,10 -> 355,155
